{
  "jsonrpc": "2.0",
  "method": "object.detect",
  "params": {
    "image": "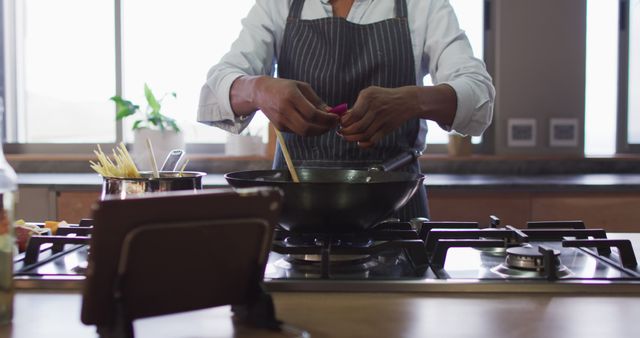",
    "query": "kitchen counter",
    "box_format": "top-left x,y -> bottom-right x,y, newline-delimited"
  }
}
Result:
3,291 -> 640,338
15,172 -> 640,192
14,172 -> 640,232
